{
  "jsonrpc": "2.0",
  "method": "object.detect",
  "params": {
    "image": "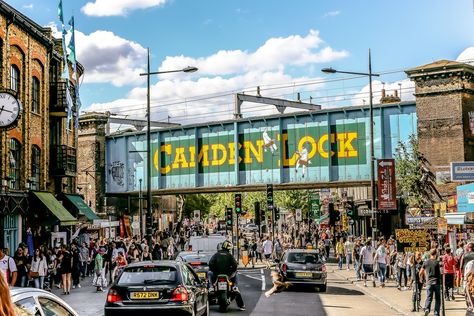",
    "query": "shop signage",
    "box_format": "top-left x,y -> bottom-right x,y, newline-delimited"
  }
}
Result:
447,195 -> 457,208
395,229 -> 431,253
377,159 -> 397,210
438,218 -> 448,235
296,209 -> 303,222
457,182 -> 474,213
451,162 -> 474,182
357,206 -> 371,217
